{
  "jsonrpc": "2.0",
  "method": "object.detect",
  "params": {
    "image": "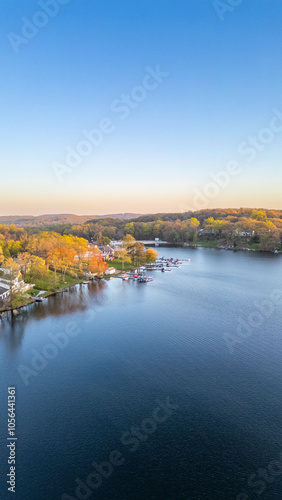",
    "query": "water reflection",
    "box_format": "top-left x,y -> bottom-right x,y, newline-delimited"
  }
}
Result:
0,280 -> 109,352
0,311 -> 27,351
